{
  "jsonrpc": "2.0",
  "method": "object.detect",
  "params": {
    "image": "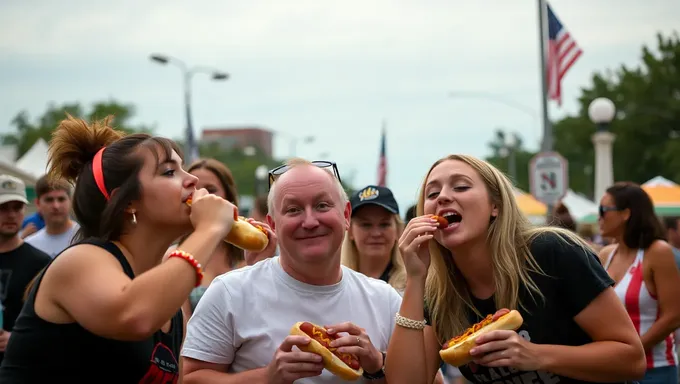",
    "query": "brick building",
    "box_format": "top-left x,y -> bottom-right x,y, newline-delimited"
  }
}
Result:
201,126 -> 274,157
